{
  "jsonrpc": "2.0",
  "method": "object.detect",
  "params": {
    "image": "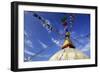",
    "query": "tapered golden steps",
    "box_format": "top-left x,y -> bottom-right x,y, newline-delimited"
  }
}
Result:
62,32 -> 75,49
